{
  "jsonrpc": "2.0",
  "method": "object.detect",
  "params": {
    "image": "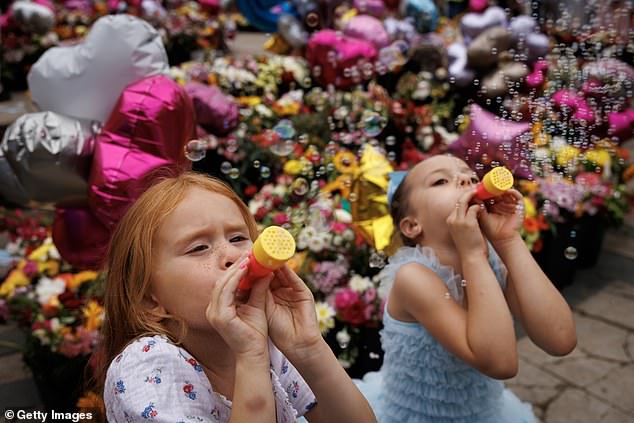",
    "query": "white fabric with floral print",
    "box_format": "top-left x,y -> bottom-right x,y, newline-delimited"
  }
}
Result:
105,335 -> 317,422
